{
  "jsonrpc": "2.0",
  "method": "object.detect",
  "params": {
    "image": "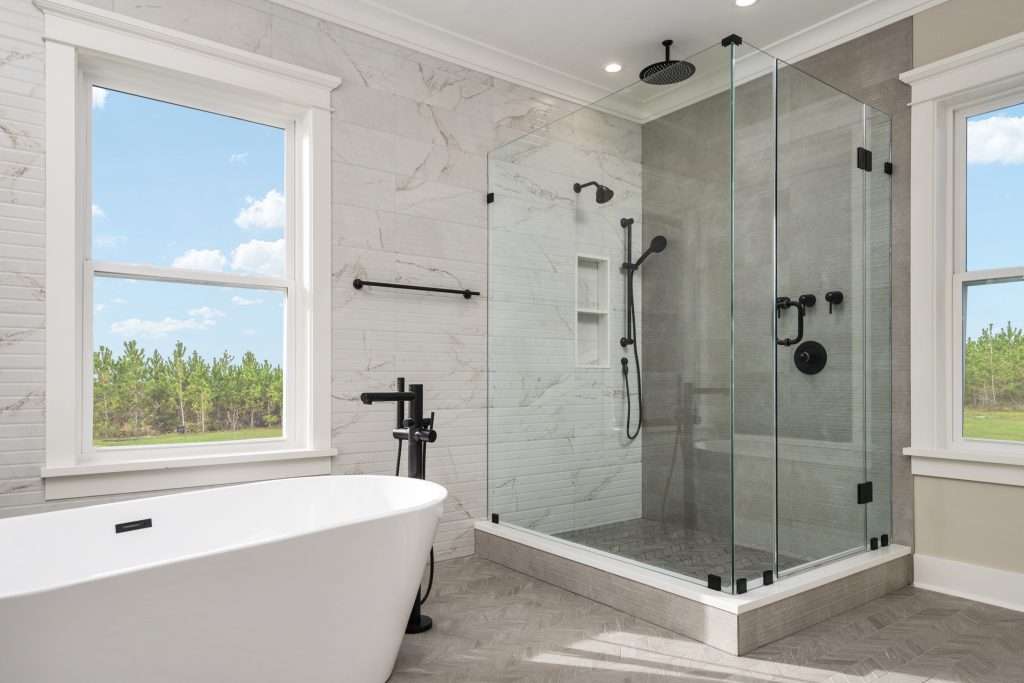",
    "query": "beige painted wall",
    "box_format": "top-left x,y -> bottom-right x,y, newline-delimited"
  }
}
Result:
914,0 -> 1024,66
911,0 -> 1024,577
915,477 -> 1024,573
